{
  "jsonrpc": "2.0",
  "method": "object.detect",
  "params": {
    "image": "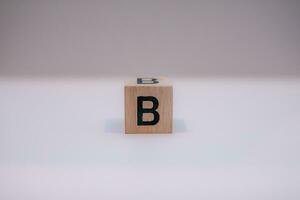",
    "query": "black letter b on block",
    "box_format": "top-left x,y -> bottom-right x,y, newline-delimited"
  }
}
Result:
137,96 -> 160,126
137,78 -> 159,84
